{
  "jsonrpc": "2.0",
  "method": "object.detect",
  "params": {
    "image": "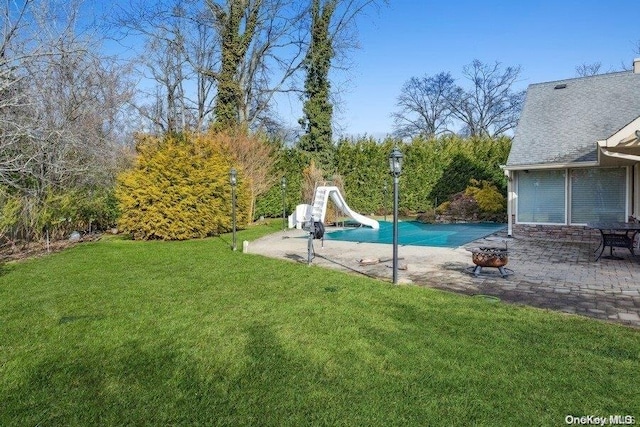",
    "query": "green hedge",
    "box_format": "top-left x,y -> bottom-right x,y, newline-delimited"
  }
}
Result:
255,135 -> 510,219
254,148 -> 310,220
112,133 -> 510,226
